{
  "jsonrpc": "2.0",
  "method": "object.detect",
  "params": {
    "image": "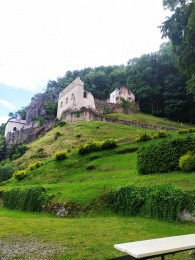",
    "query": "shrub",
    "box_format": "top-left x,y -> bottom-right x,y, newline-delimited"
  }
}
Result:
28,161 -> 43,171
156,130 -> 167,138
78,139 -> 117,155
137,136 -> 195,174
135,132 -> 152,142
179,152 -> 195,172
10,145 -> 29,161
0,164 -> 14,182
106,185 -> 195,222
54,150 -> 67,160
3,186 -> 48,212
177,128 -> 195,134
58,121 -> 66,127
14,170 -> 27,180
54,132 -> 62,140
